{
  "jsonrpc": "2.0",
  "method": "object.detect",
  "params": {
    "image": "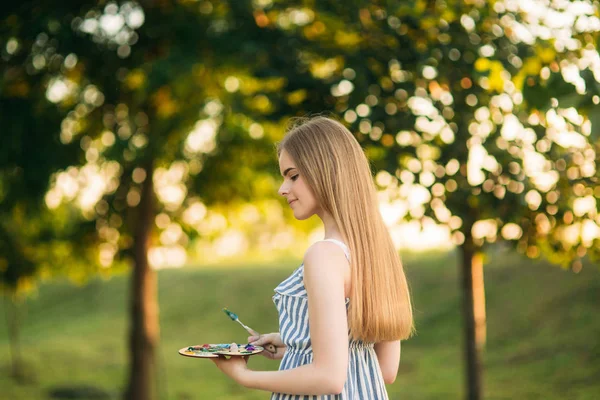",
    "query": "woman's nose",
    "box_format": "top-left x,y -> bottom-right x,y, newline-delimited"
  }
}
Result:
278,182 -> 289,197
